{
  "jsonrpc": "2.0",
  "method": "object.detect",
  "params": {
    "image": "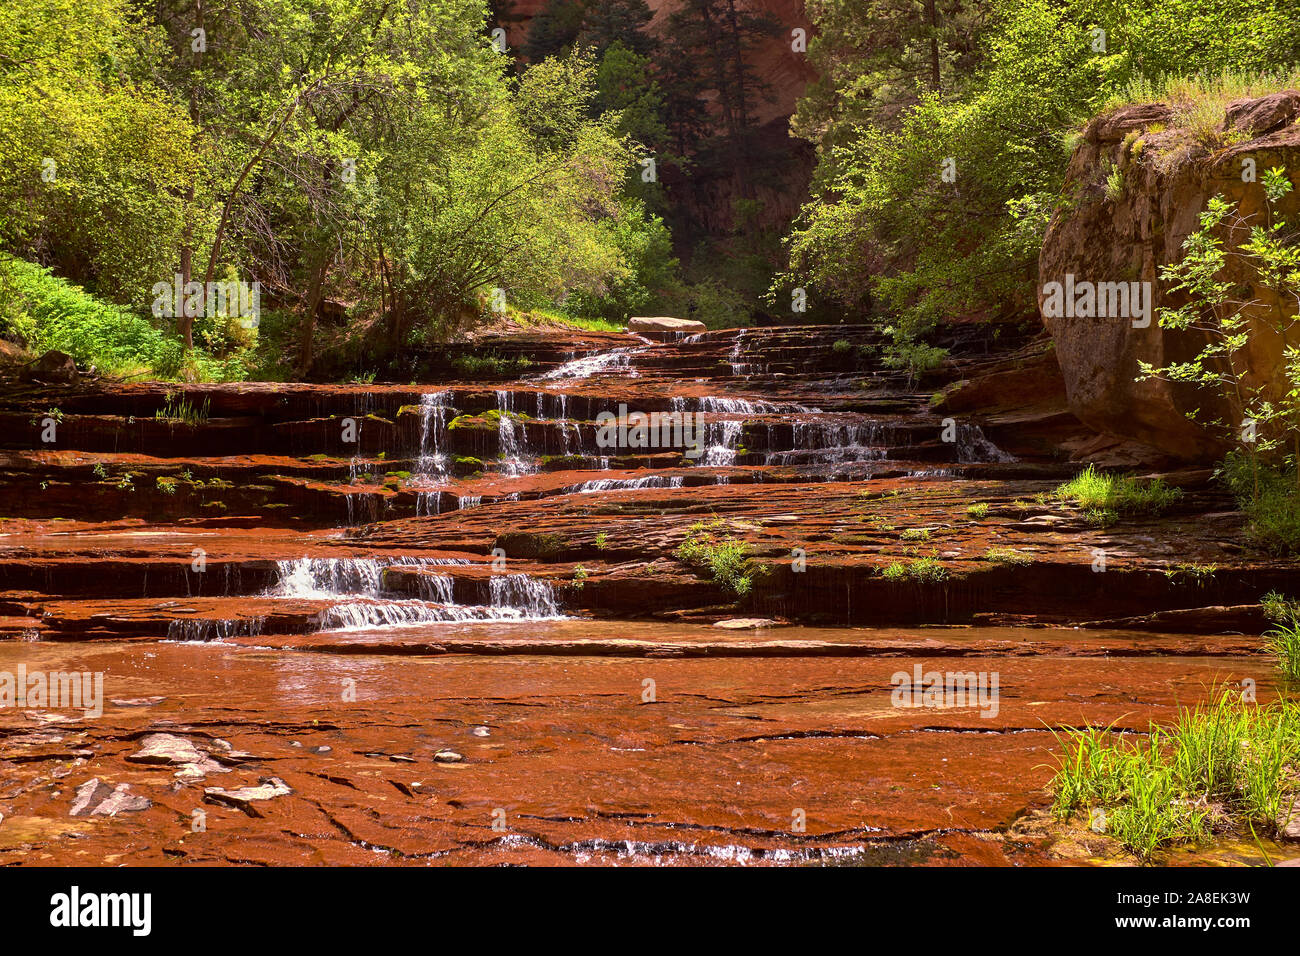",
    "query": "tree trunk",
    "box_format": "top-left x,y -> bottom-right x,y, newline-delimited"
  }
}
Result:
298,257 -> 328,374
177,238 -> 195,350
925,0 -> 941,91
